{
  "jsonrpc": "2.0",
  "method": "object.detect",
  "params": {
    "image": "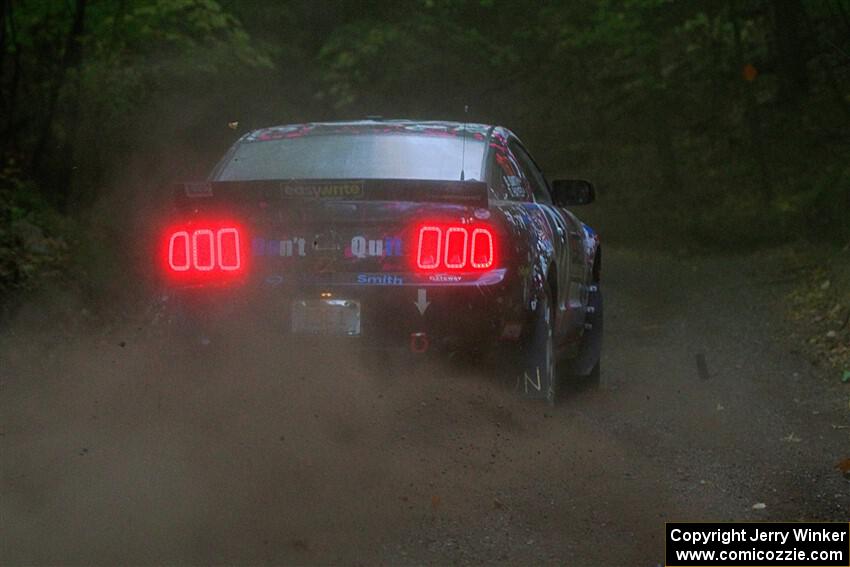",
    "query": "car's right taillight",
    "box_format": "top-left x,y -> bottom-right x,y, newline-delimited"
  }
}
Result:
412,222 -> 497,272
